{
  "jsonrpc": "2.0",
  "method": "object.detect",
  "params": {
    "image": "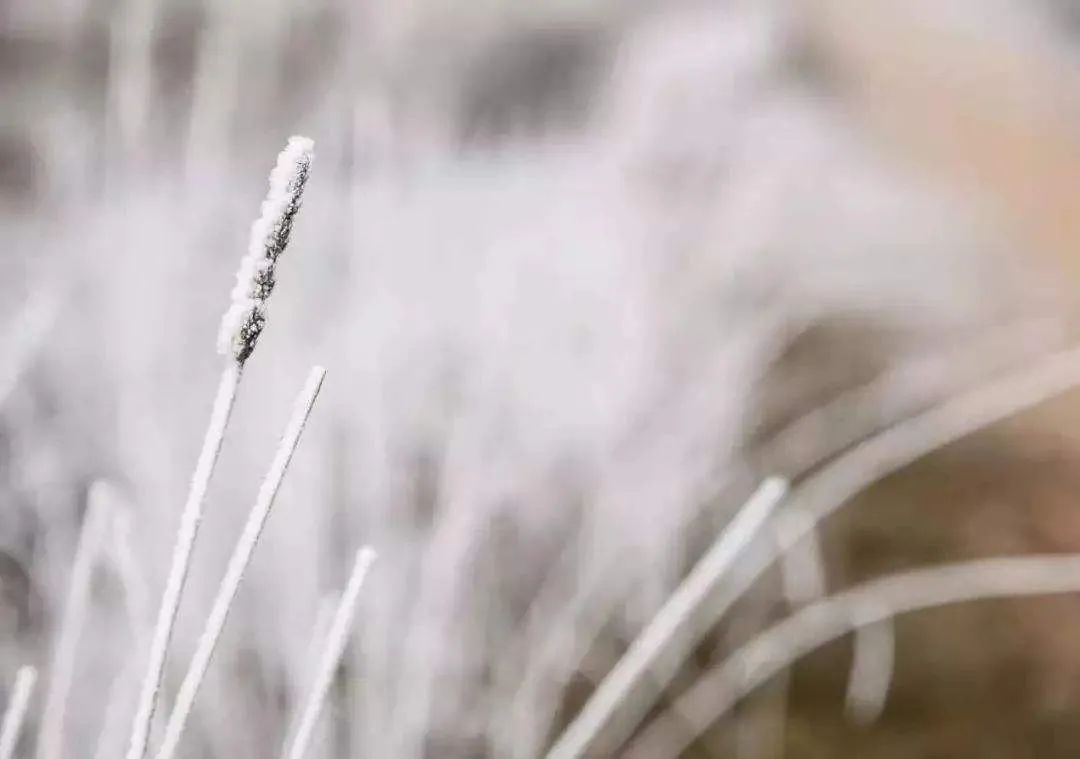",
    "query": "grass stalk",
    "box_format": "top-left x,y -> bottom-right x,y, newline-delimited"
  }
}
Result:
154,366 -> 327,759
283,547 -> 377,759
127,134 -> 313,759
544,477 -> 788,759
36,486 -> 113,759
628,553 -> 1080,758
126,360 -> 242,759
0,666 -> 38,759
547,340 -> 1080,758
